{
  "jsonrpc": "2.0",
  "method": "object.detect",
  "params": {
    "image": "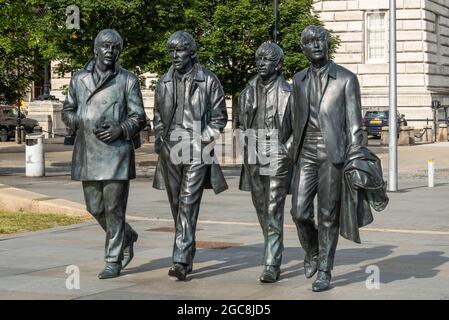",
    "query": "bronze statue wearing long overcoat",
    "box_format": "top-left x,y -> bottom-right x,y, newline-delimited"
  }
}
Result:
63,59 -> 146,181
